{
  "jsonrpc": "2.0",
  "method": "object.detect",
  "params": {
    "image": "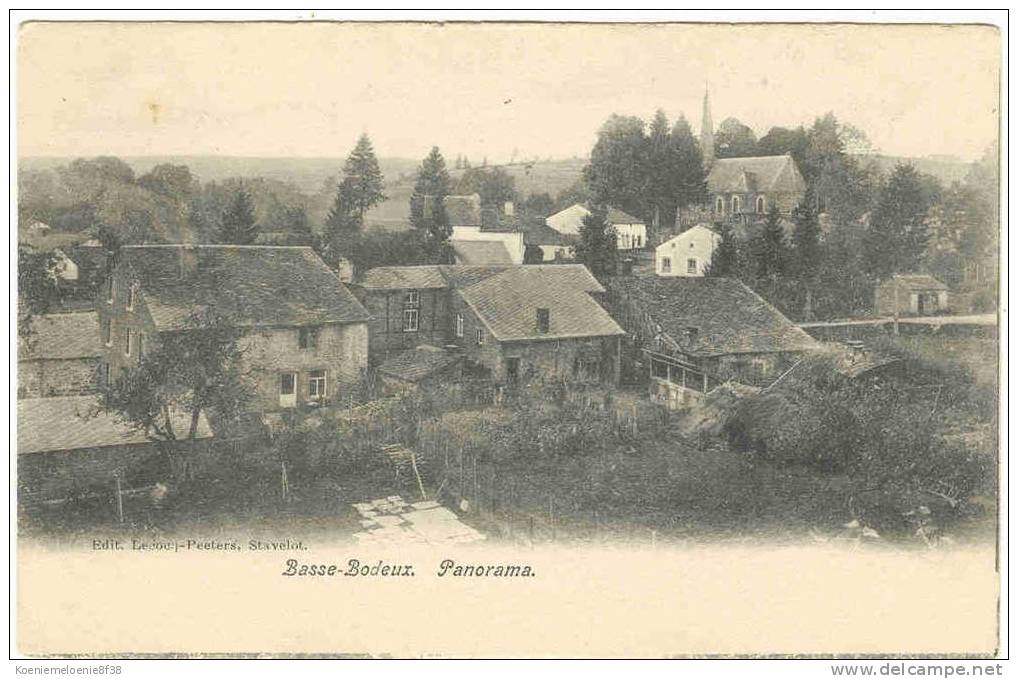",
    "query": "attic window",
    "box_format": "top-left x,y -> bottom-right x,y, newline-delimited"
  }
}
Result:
756,196 -> 766,214
536,307 -> 550,334
298,327 -> 319,350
